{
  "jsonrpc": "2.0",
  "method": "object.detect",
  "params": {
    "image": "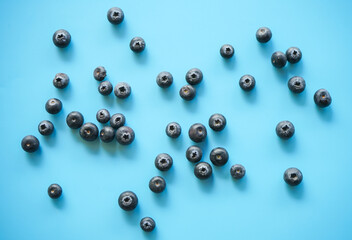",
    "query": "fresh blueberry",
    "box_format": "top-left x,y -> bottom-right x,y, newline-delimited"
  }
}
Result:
156,71 -> 173,88
220,44 -> 235,59
256,27 -> 272,43
276,121 -> 295,139
107,7 -> 124,25
98,81 -> 113,96
208,114 -> 226,131
186,145 -> 202,163
110,113 -> 126,129
284,167 -> 303,186
155,153 -> 173,171
21,135 -> 40,153
185,68 -> 203,85
286,47 -> 302,64
288,76 -> 306,93
93,66 -> 107,81
38,120 -> 54,136
53,73 -> 69,89
66,111 -> 84,129
230,164 -> 246,179
116,126 -> 135,145
314,89 -> 332,108
210,147 -> 229,166
118,191 -> 138,211
239,74 -> 256,91
79,122 -> 99,141
48,184 -> 62,199
53,29 -> 71,48
114,82 -> 131,99
130,37 -> 145,53
165,122 -> 181,138
271,51 -> 287,68
179,85 -> 196,101
194,162 -> 212,180
140,217 -> 156,232
100,126 -> 115,143
45,98 -> 62,114
188,123 -> 207,143
149,176 -> 166,193
96,109 -> 110,124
